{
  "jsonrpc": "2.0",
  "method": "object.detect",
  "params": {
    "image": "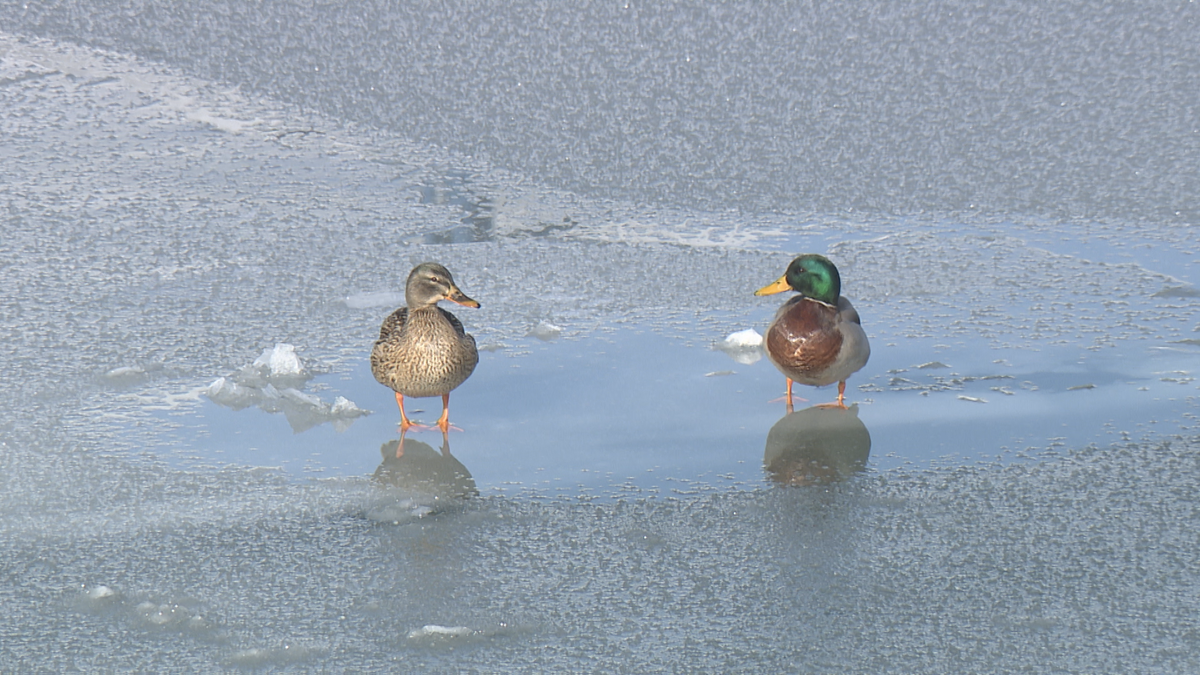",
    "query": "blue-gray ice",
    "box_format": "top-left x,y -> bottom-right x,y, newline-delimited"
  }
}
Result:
1,2 -> 1198,672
